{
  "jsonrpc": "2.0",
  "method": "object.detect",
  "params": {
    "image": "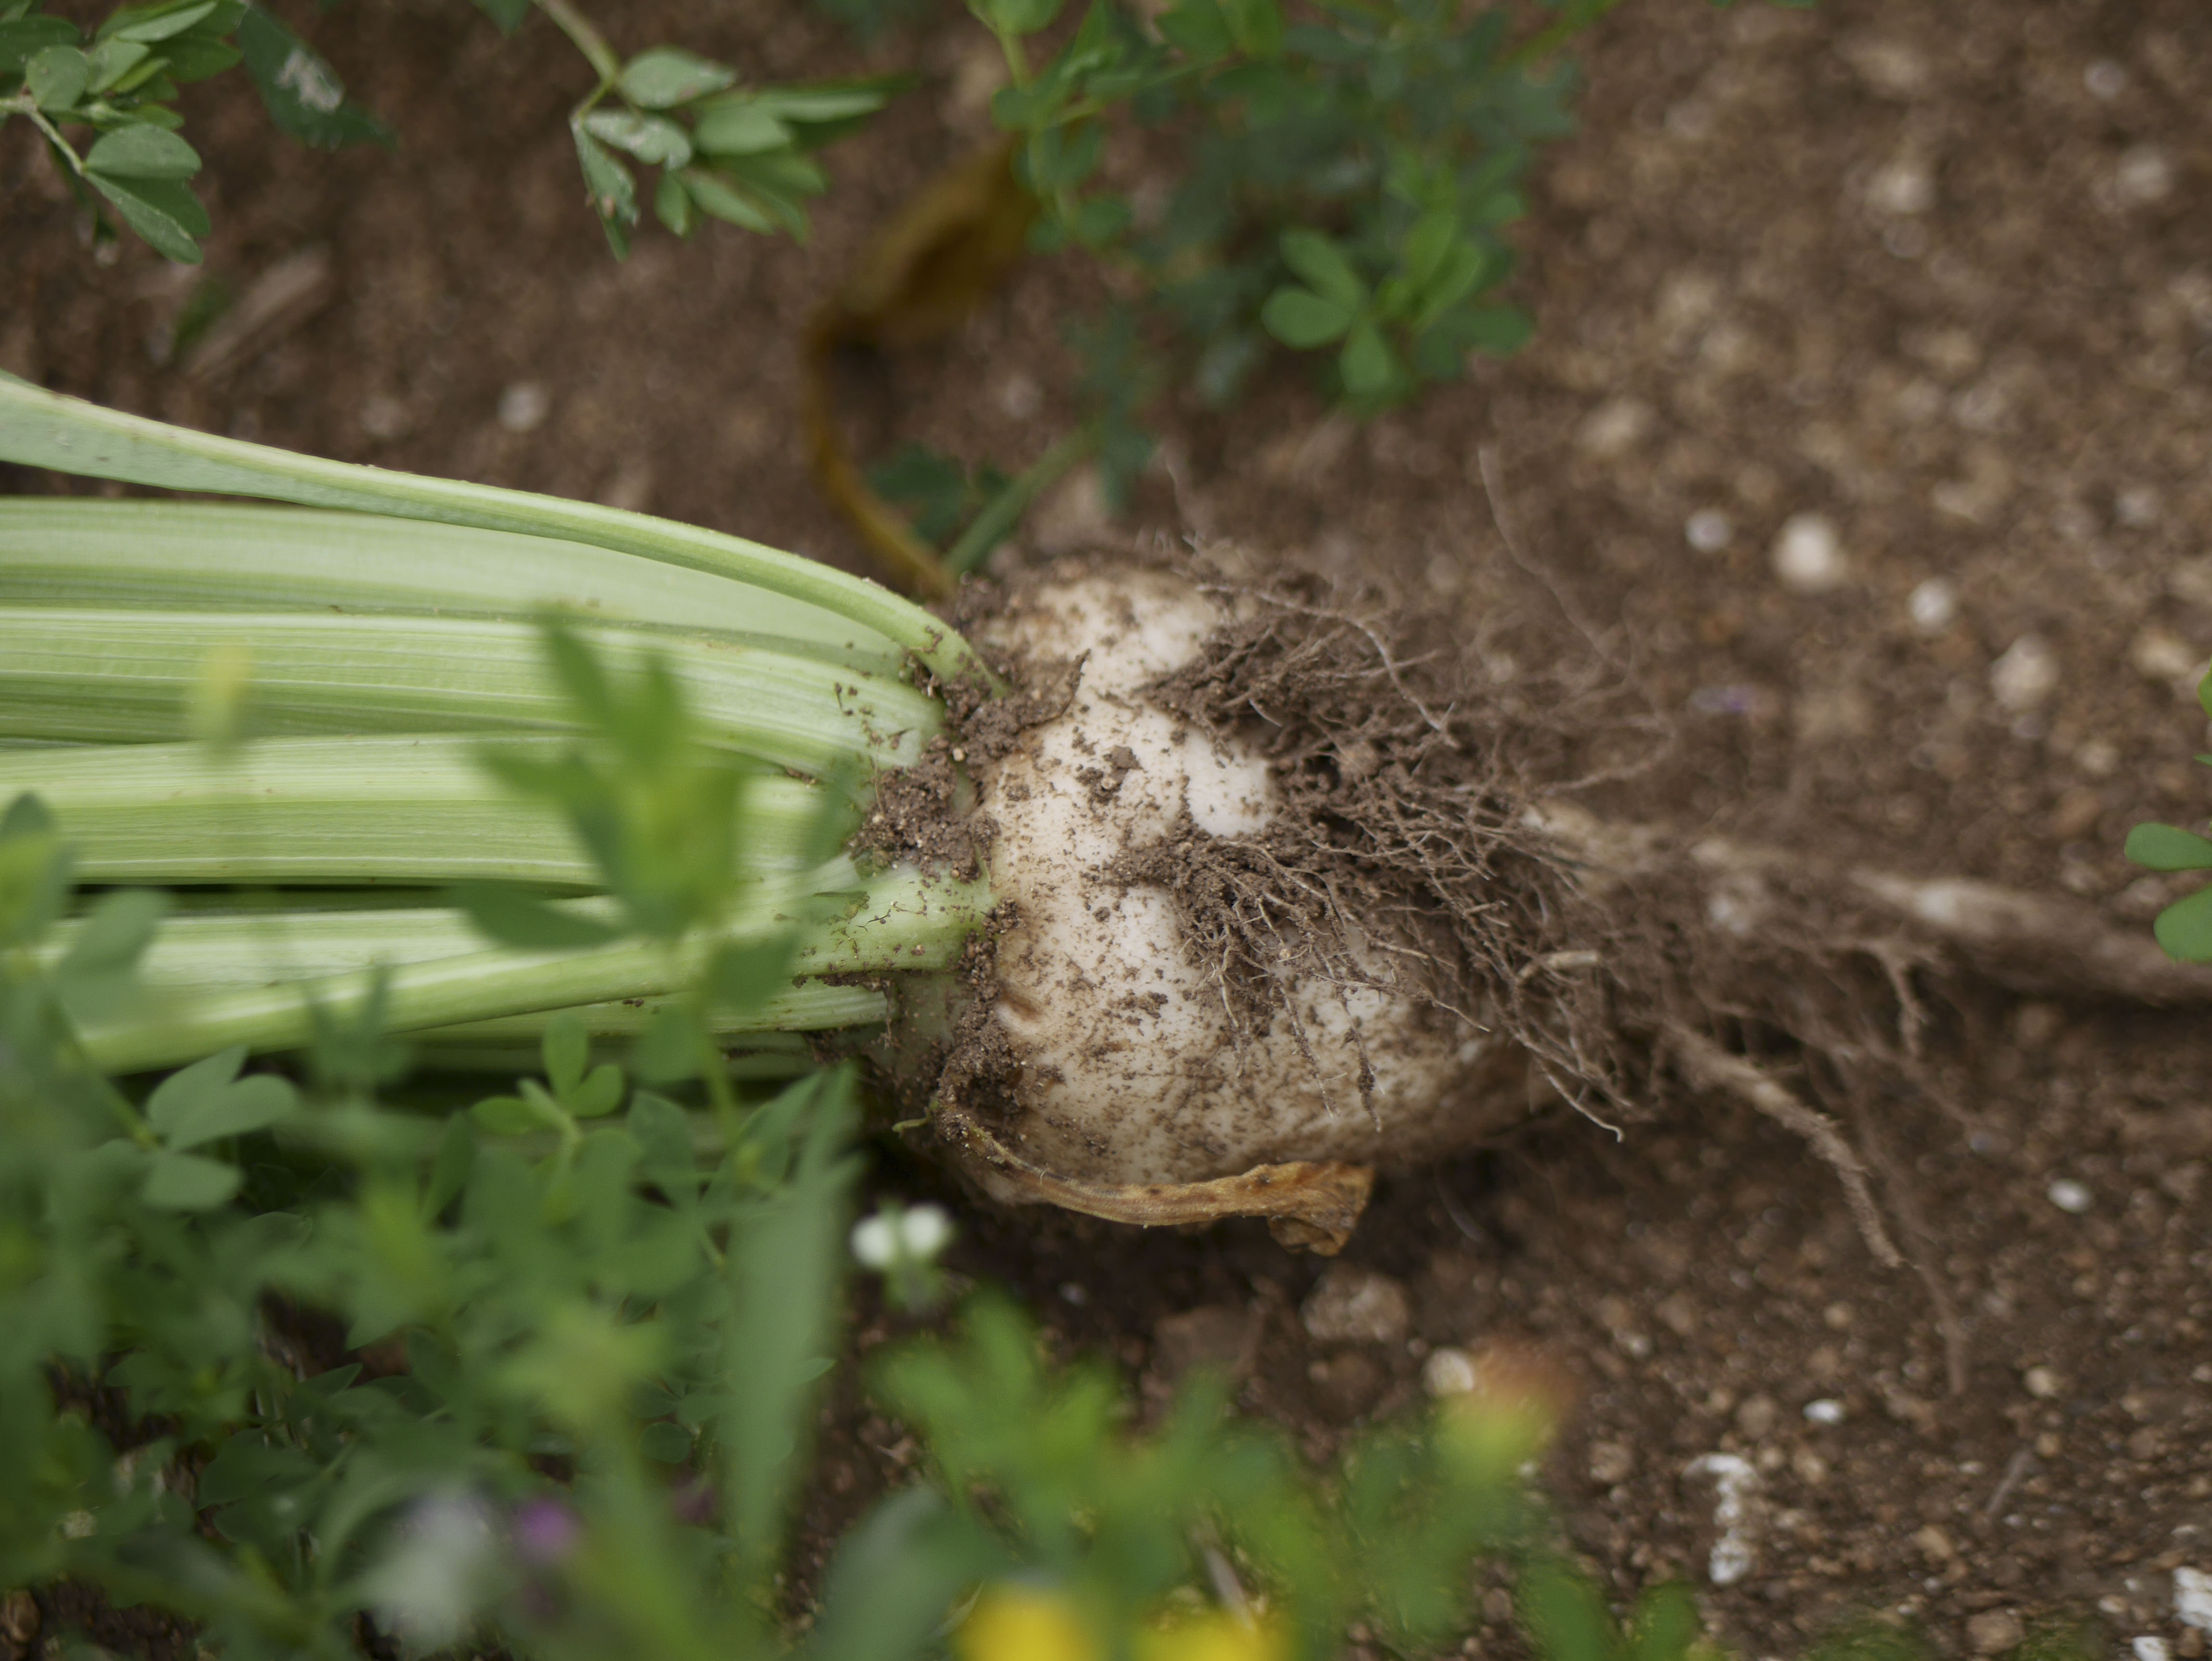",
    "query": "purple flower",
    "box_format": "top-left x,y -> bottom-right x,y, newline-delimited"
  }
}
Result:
511,1496 -> 581,1566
